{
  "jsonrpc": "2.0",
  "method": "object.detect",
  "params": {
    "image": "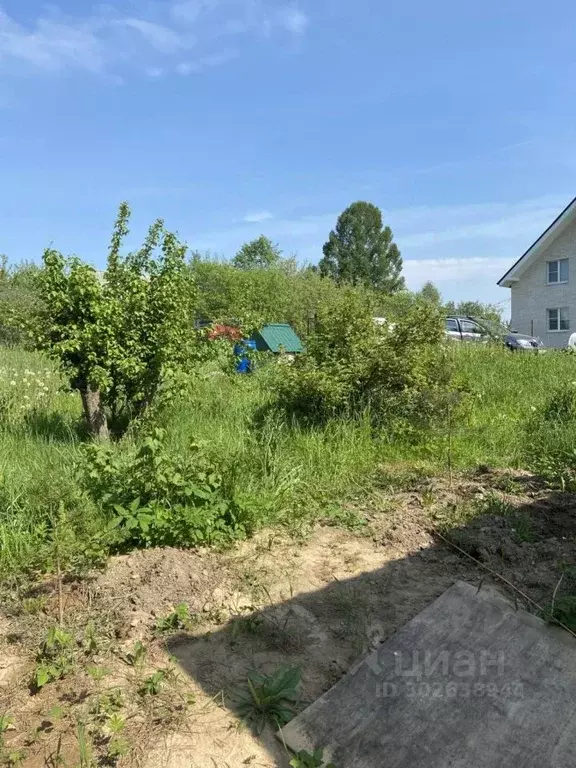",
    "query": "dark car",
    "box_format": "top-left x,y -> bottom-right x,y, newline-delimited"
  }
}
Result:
445,316 -> 544,351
